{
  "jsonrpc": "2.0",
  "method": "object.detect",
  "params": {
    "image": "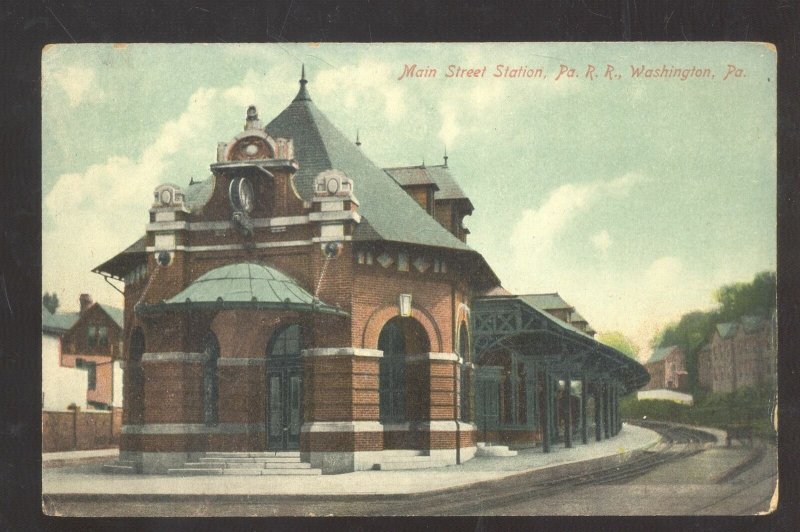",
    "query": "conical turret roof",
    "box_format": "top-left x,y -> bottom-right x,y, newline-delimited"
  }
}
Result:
266,73 -> 472,251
